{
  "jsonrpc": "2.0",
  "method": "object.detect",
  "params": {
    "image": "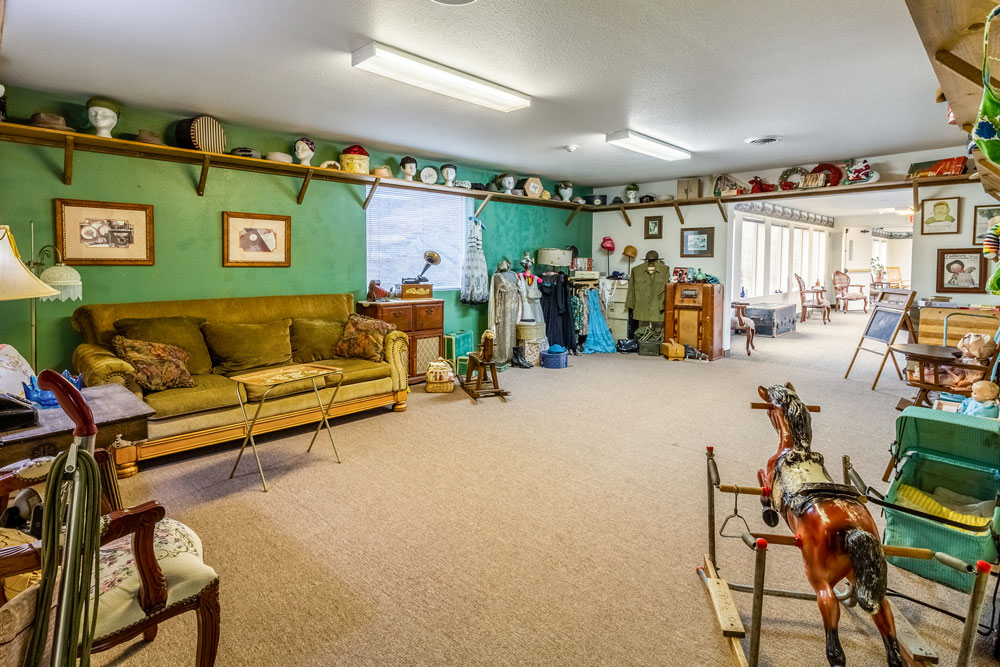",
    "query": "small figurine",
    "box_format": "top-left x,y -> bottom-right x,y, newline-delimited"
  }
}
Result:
846,159 -> 880,185
557,181 -> 573,201
625,183 -> 640,204
86,96 -> 121,138
749,176 -> 776,193
497,173 -> 516,194
401,156 -> 417,181
959,381 -> 1000,418
293,137 -> 315,166
441,163 -> 457,187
